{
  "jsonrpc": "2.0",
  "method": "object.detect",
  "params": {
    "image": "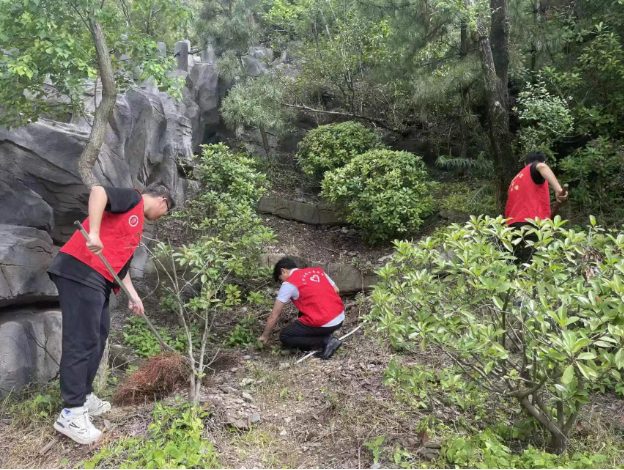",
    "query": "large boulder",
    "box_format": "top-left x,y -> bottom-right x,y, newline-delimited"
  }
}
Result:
0,170 -> 54,231
0,307 -> 62,397
259,253 -> 379,295
0,84 -> 196,243
0,225 -> 57,308
258,196 -> 344,226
